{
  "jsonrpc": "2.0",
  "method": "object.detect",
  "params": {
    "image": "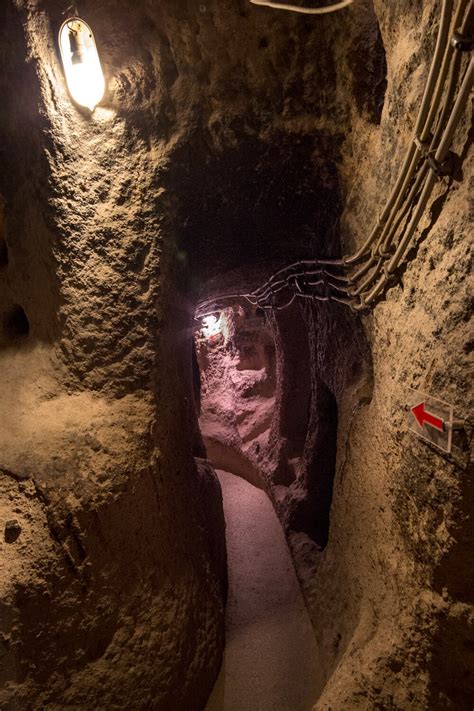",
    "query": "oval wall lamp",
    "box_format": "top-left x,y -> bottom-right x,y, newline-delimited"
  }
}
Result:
58,15 -> 105,111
